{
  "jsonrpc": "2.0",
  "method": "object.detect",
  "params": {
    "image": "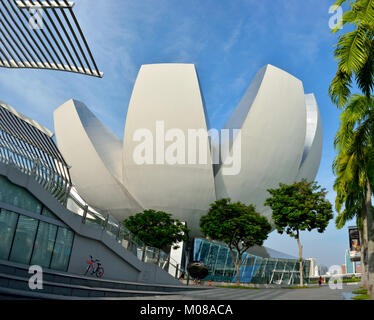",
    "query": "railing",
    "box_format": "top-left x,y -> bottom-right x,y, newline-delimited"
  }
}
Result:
0,143 -> 187,281
0,141 -> 71,204
66,190 -> 186,279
